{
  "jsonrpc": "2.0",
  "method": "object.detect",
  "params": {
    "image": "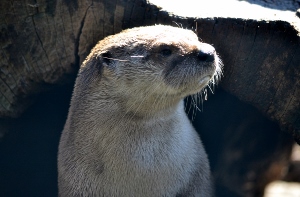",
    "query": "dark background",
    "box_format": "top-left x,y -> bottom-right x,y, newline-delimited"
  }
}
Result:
0,83 -> 294,197
0,84 -> 73,197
